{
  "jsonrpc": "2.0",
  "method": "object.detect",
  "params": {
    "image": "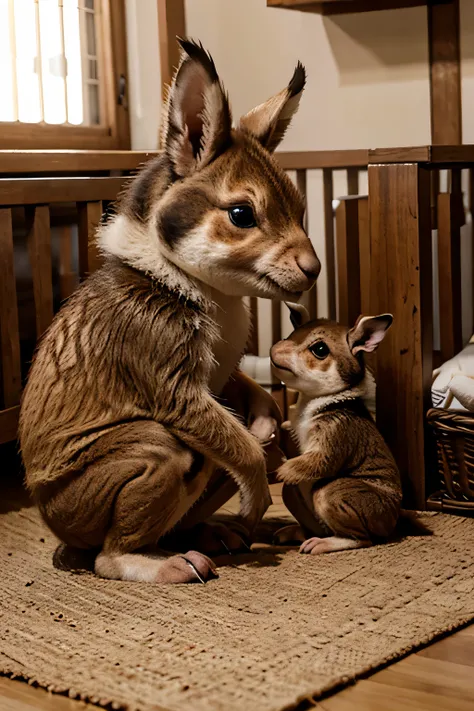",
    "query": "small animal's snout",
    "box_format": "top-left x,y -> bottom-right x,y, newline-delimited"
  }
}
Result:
296,251 -> 321,282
